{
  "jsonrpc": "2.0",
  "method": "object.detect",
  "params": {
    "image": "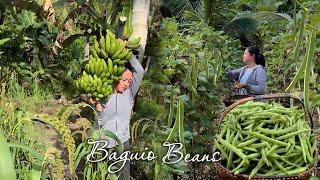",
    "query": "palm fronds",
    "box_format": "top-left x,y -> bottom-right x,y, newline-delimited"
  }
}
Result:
160,0 -> 193,17
203,0 -> 214,23
223,11 -> 292,46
